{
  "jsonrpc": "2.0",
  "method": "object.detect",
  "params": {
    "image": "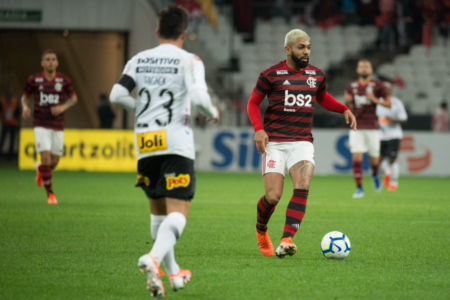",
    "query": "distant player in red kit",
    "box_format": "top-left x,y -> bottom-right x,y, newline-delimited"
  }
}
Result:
21,49 -> 78,204
344,59 -> 391,198
247,29 -> 357,258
